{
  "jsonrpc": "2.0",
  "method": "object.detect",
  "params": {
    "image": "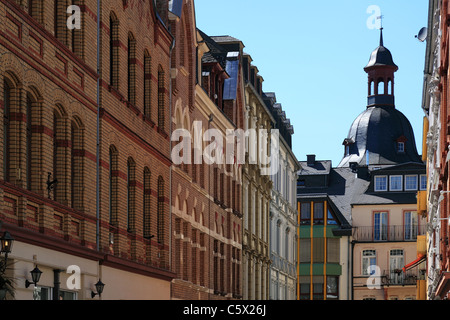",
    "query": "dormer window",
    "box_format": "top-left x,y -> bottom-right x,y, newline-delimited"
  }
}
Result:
374,175 -> 387,192
396,135 -> 407,153
389,175 -> 402,191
